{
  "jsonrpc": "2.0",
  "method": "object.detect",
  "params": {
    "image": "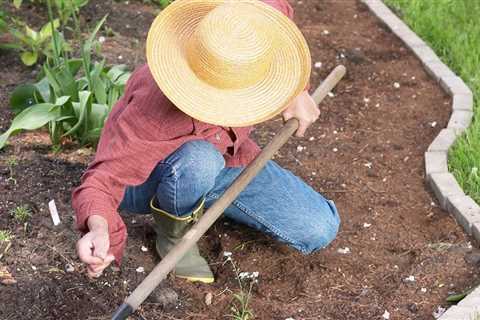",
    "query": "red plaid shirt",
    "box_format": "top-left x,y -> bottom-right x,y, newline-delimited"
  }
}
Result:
72,0 -> 295,264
